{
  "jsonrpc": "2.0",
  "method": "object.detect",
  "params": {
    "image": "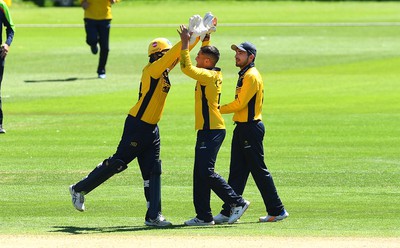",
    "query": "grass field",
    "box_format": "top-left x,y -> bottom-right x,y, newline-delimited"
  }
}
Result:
1,0 -> 399,243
